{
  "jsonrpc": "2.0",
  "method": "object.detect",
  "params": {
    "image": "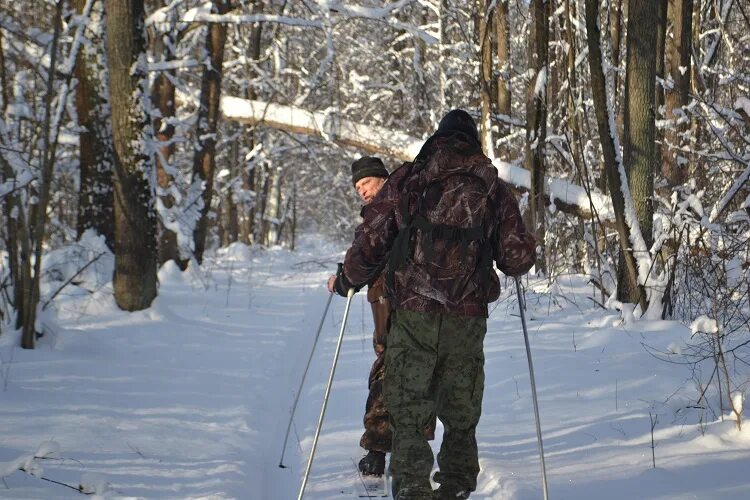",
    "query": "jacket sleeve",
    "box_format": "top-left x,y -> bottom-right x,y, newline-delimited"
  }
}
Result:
490,180 -> 537,277
340,175 -> 401,291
